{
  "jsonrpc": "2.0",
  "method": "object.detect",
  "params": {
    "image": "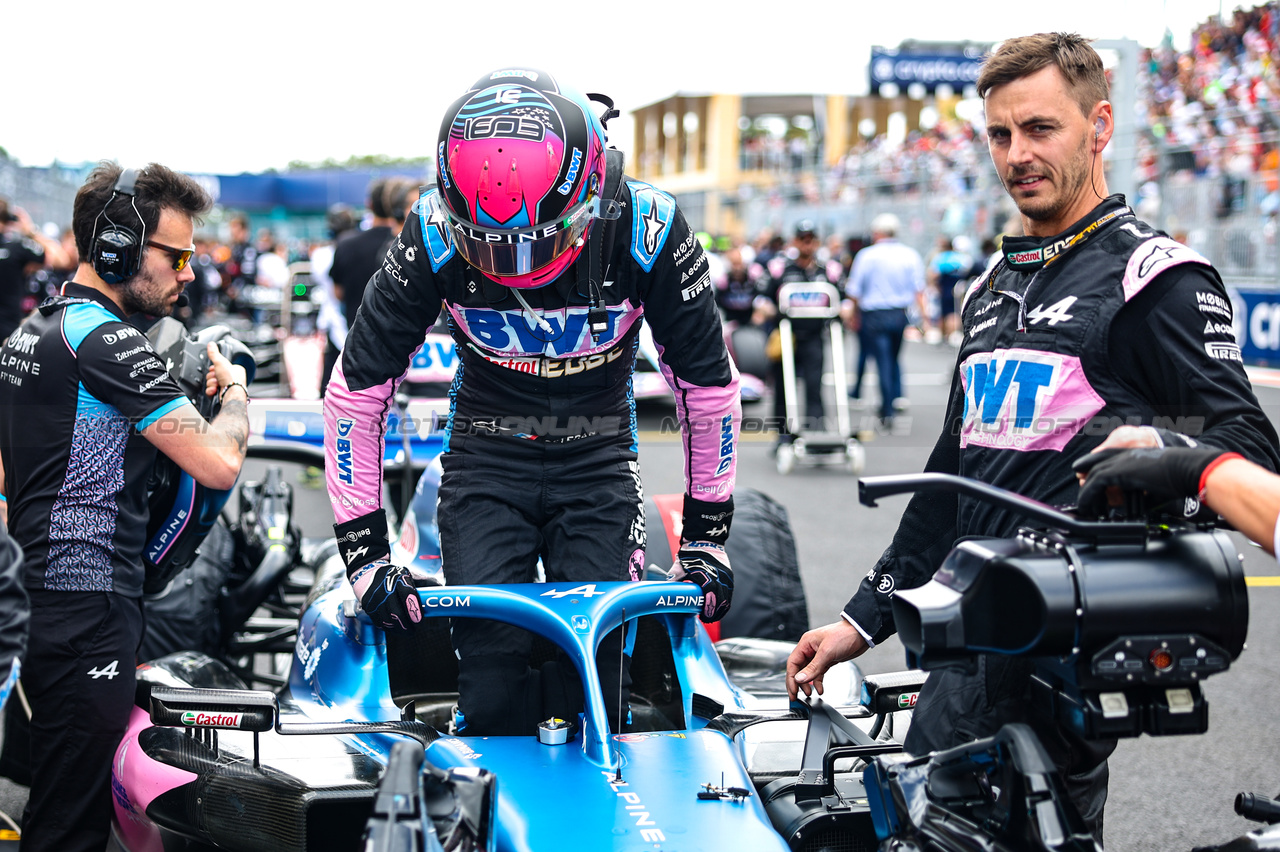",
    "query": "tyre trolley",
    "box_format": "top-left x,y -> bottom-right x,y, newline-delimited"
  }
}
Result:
774,281 -> 865,475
